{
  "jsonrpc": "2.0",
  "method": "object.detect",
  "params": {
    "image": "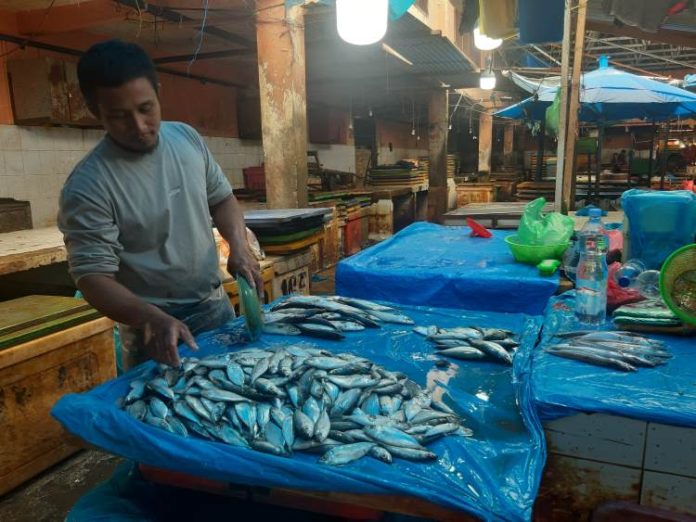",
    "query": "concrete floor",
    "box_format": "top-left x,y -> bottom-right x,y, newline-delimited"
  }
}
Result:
0,450 -> 122,522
